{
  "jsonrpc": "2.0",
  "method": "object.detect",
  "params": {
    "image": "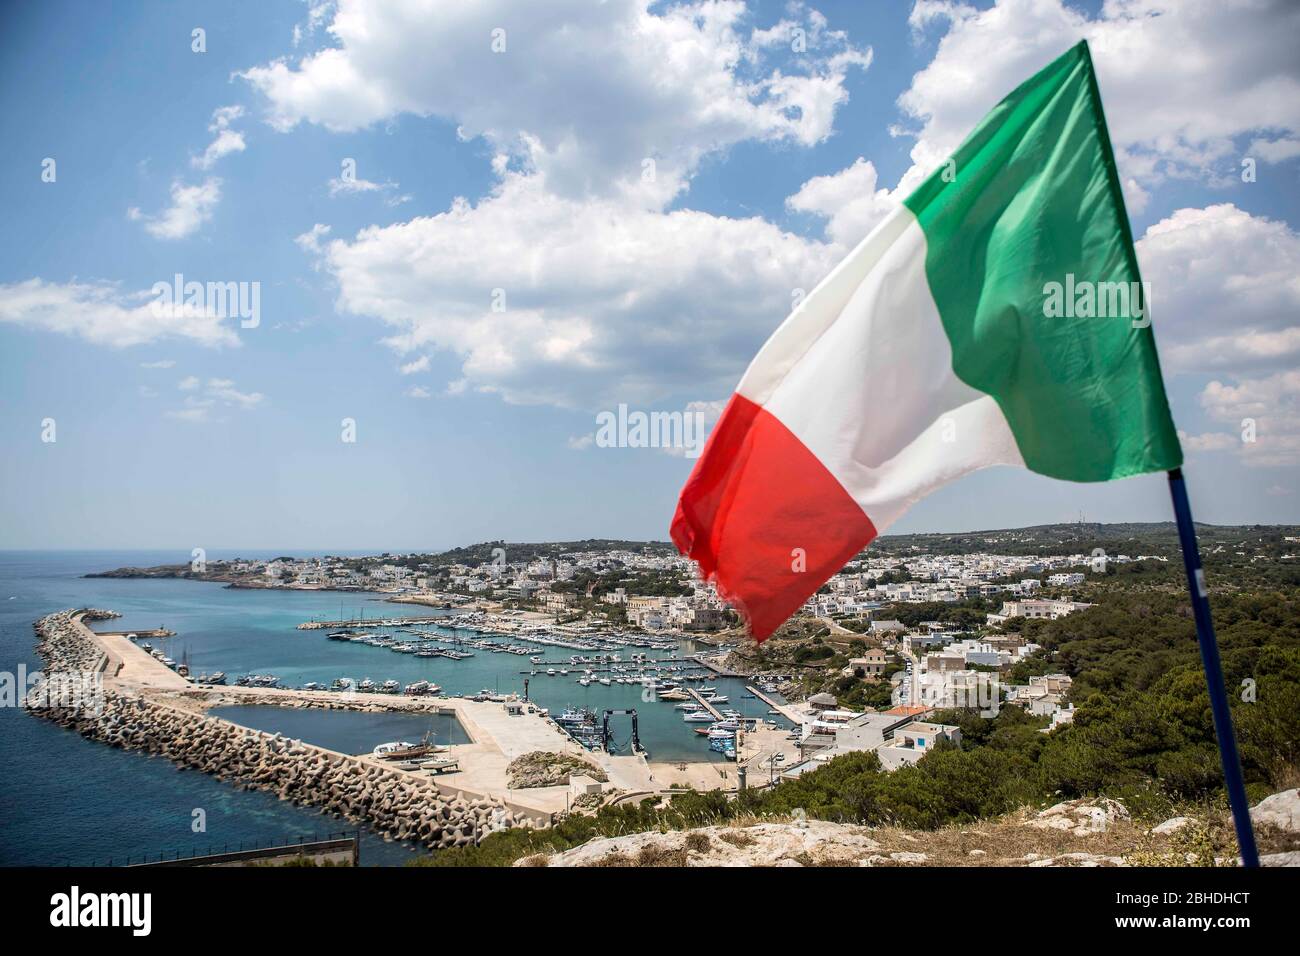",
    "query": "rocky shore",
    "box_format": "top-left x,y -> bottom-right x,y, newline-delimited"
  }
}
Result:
26,609 -> 520,851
